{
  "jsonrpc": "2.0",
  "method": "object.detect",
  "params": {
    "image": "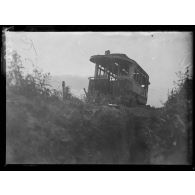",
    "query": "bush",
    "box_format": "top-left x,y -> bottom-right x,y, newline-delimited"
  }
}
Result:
149,65 -> 192,164
6,50 -> 69,102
